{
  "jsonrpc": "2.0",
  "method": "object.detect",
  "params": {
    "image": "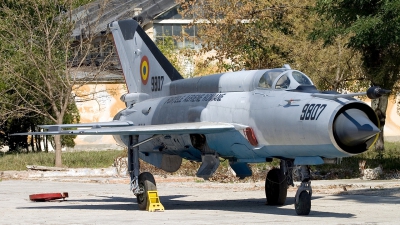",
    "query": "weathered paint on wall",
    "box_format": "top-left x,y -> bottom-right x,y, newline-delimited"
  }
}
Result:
385,98 -> 400,139
364,97 -> 400,142
71,83 -> 127,151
